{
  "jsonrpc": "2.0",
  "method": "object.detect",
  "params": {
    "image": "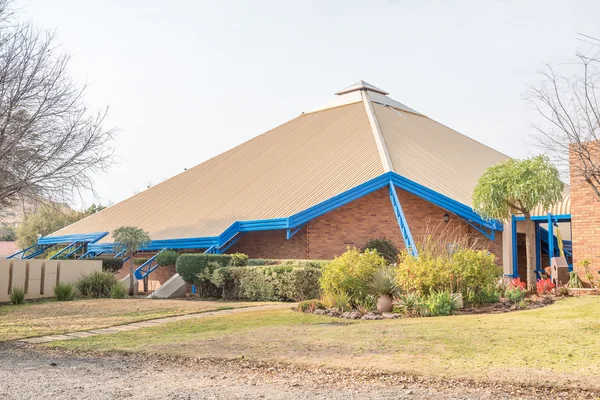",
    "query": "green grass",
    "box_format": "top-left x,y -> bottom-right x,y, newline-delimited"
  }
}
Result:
45,296 -> 600,389
0,298 -> 276,341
